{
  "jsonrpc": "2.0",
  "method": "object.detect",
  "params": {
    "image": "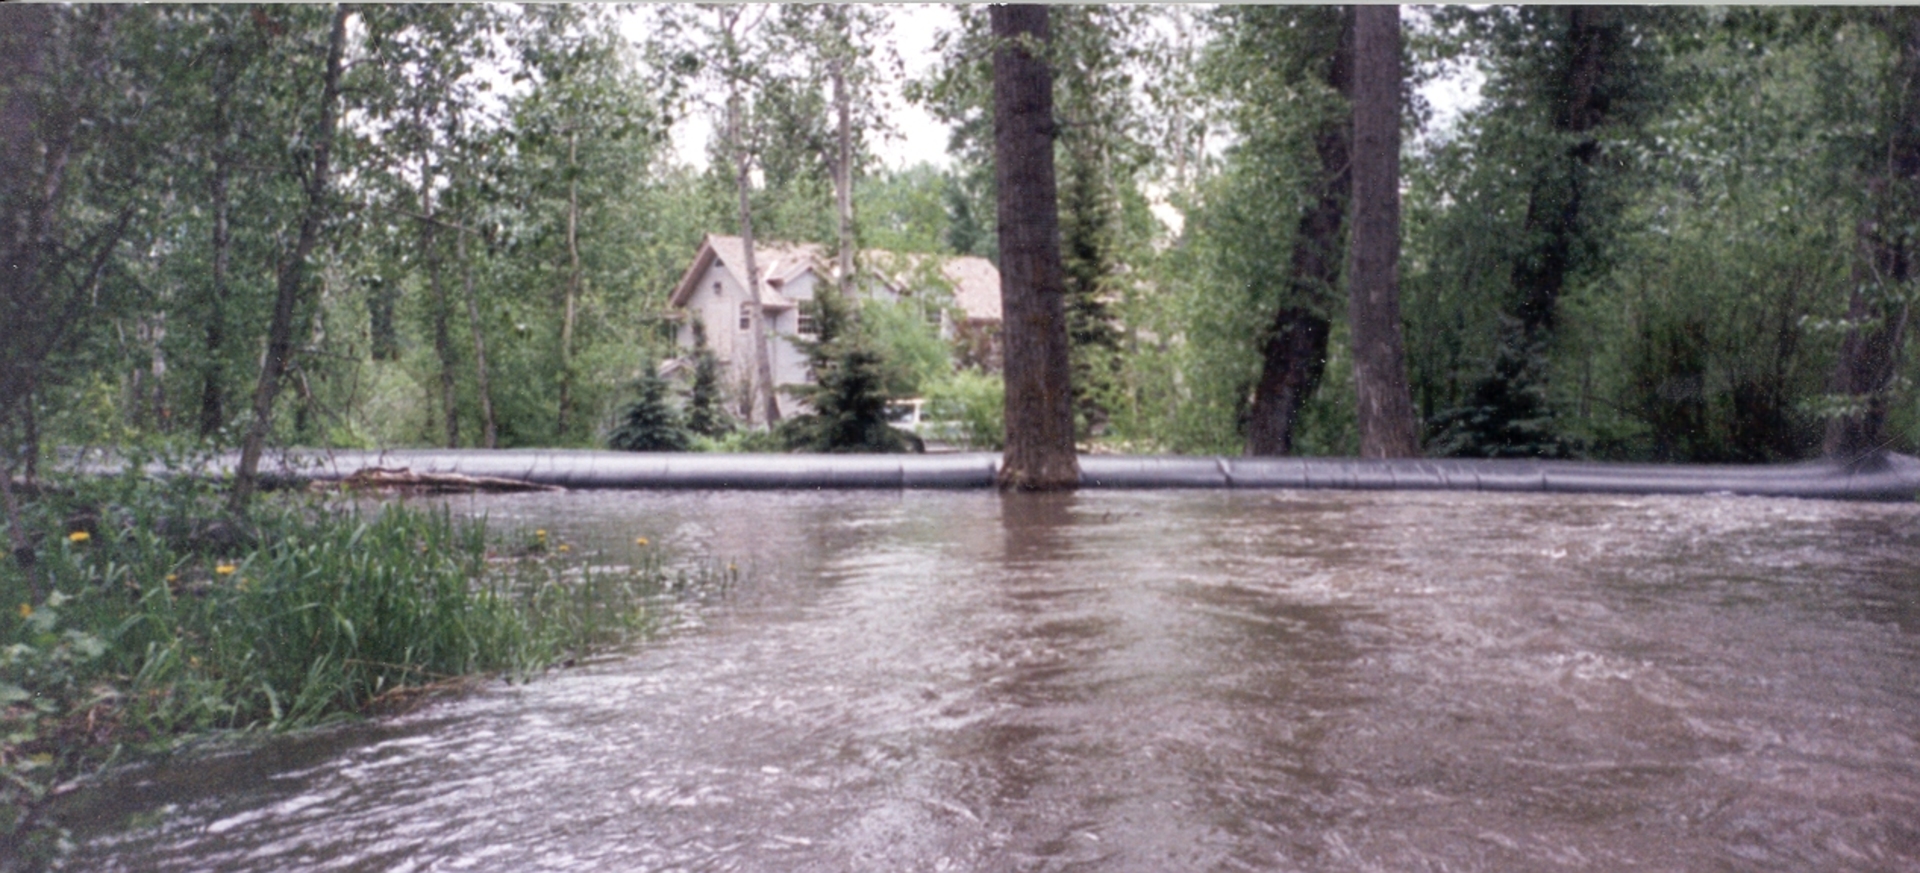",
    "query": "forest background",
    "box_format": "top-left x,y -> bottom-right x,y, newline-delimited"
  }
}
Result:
6,4 -> 1918,471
